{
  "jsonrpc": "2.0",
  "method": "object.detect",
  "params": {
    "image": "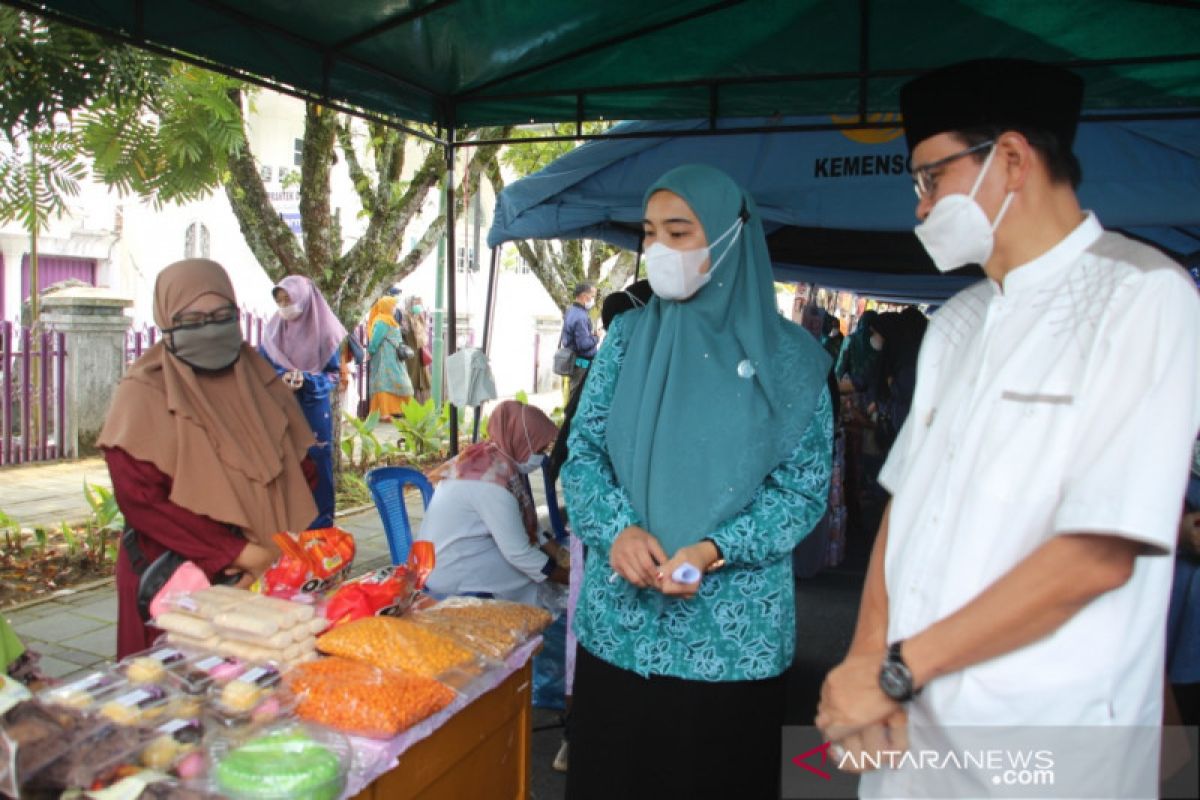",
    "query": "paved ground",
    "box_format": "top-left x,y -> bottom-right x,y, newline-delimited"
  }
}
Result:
0,457 -> 113,528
